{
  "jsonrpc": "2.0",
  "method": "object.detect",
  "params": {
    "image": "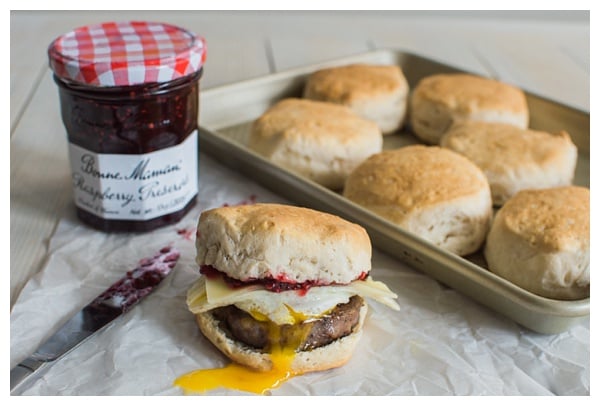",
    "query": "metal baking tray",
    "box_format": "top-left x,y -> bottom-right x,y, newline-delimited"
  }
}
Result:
197,49 -> 590,334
